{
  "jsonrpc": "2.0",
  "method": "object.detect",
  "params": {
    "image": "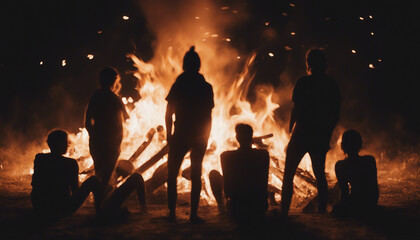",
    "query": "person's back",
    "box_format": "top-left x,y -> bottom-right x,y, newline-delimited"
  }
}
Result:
87,88 -> 126,141
166,71 -> 213,139
31,153 -> 78,215
335,155 -> 379,207
221,147 -> 269,214
293,74 -> 340,141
